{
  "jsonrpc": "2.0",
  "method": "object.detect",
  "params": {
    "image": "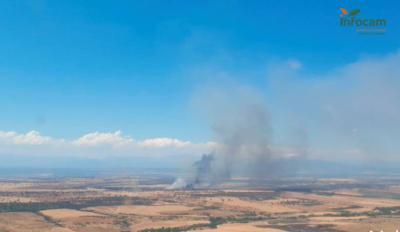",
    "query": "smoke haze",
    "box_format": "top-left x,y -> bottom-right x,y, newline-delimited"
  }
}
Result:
191,84 -> 305,183
182,51 -> 400,184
